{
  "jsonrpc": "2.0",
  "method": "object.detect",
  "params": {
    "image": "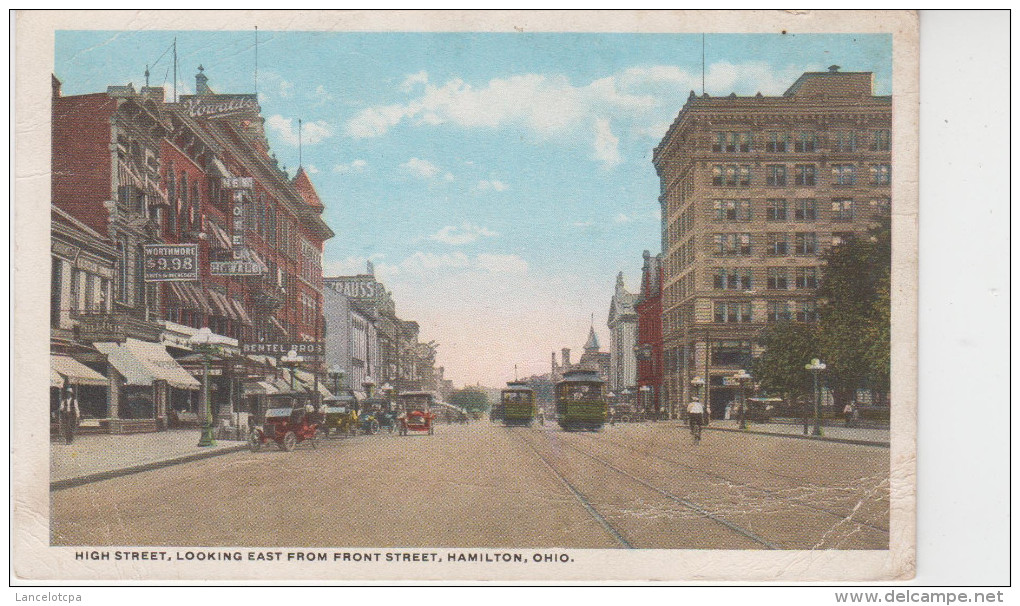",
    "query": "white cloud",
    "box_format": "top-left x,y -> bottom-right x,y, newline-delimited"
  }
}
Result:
400,70 -> 429,92
279,80 -> 293,98
477,179 -> 509,192
333,159 -> 367,173
395,251 -> 527,275
311,84 -> 334,105
344,61 -> 825,167
572,221 -> 594,228
400,157 -> 451,181
304,164 -> 319,174
266,115 -> 334,147
429,223 -> 498,246
594,119 -> 621,168
613,213 -> 632,224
